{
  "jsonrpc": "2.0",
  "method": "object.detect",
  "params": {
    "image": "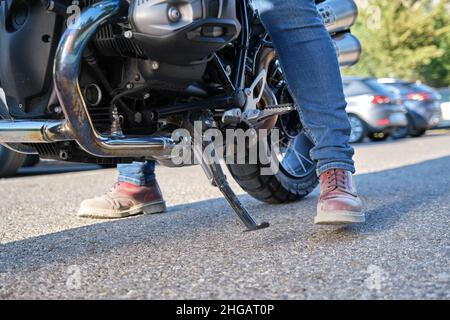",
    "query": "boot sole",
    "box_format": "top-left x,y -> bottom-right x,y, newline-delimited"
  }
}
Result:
77,201 -> 167,219
314,209 -> 365,225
